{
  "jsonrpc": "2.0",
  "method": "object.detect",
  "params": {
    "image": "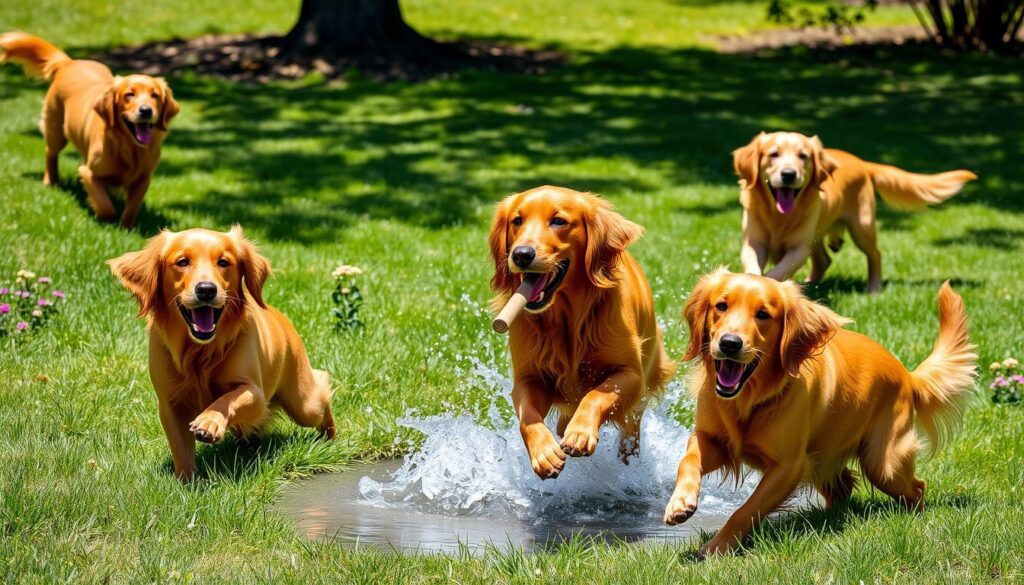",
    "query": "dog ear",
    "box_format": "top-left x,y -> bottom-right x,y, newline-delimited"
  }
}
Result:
682,268 -> 730,362
156,78 -> 179,132
230,225 -> 271,308
810,135 -> 839,185
107,231 -> 168,316
488,195 -> 518,293
584,196 -> 644,289
94,77 -> 121,129
732,132 -> 764,190
779,283 -> 850,376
